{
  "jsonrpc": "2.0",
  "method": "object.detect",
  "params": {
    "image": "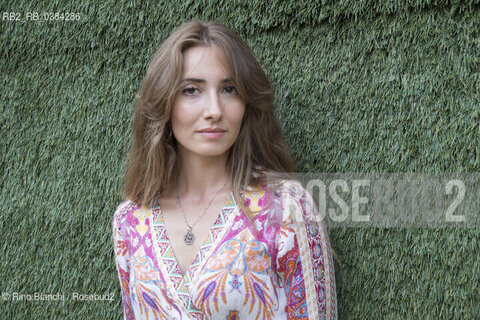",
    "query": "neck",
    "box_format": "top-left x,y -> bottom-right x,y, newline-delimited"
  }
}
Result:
176,151 -> 230,201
